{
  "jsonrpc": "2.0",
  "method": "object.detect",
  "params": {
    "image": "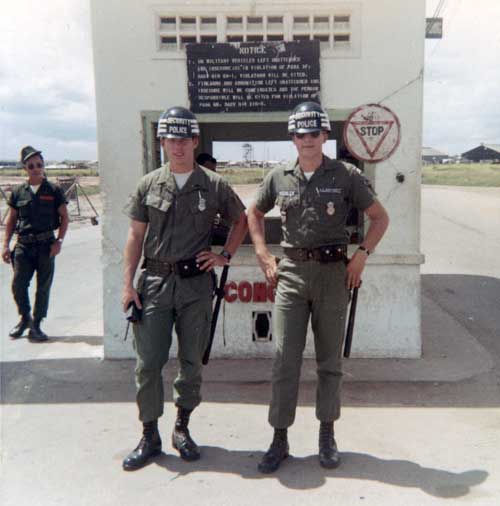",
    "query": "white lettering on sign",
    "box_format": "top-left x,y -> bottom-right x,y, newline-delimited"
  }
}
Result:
239,46 -> 266,55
